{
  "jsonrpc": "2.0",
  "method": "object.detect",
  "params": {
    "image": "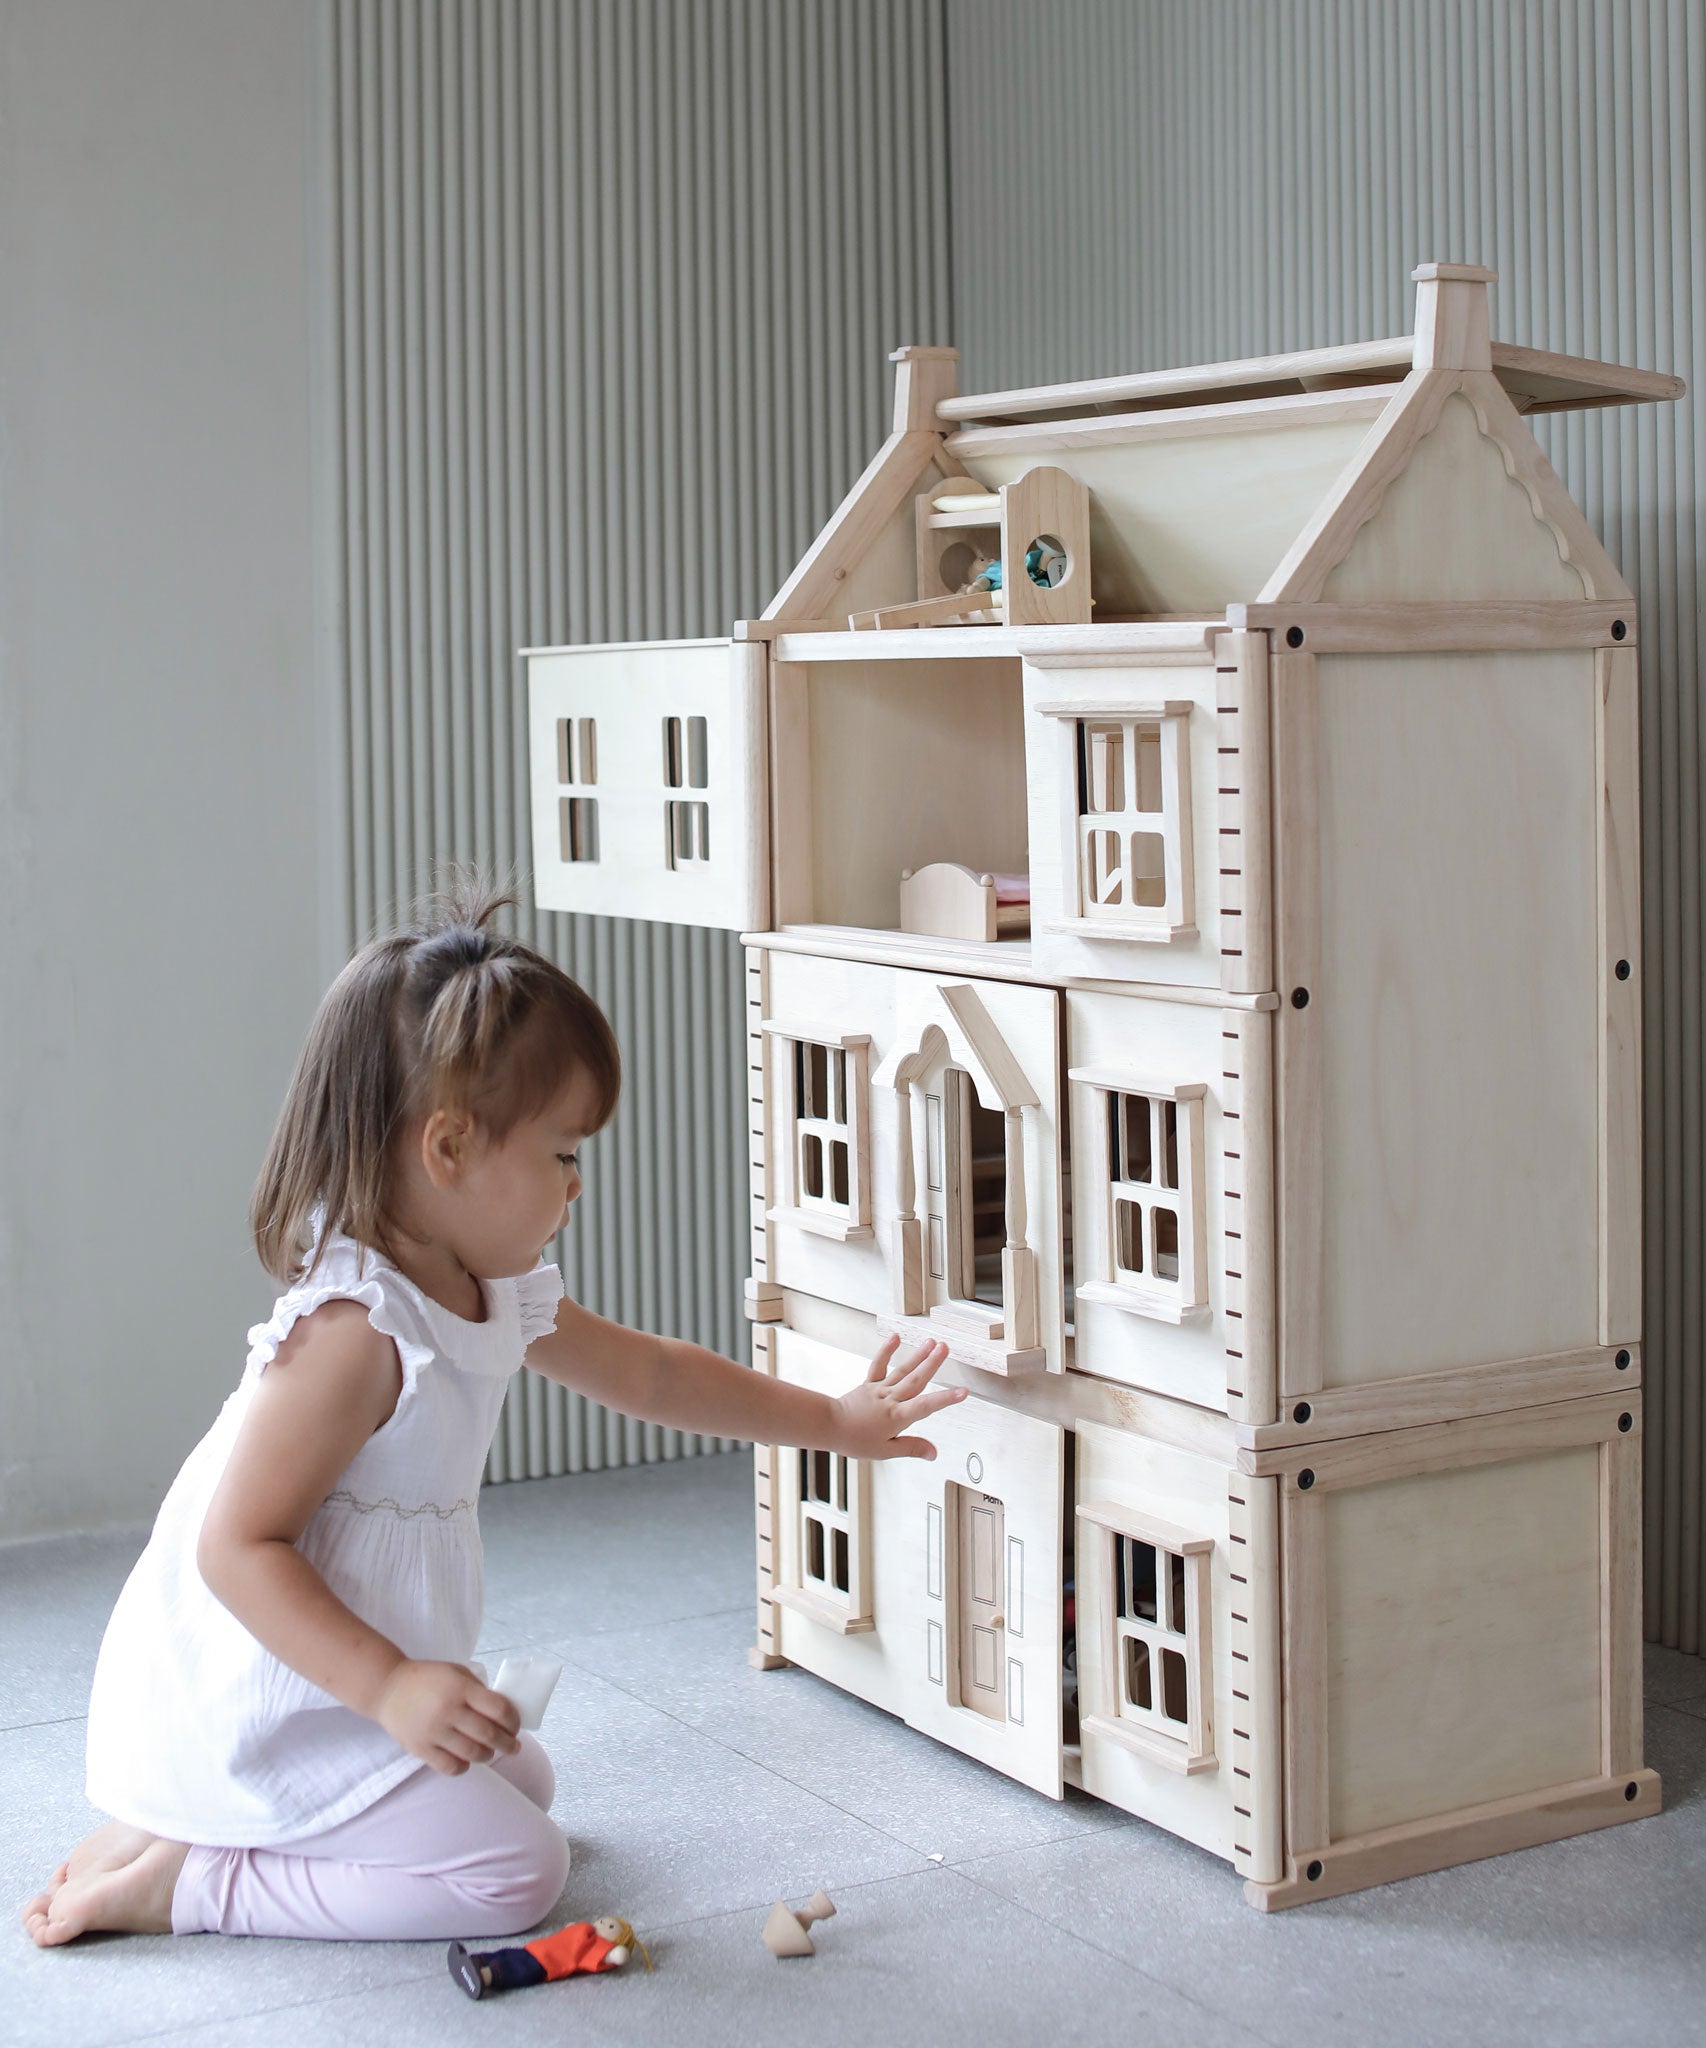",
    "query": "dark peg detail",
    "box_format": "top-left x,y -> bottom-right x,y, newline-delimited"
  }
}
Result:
1625,1781 -> 1639,1801
1612,619 -> 1628,640
1291,987 -> 1310,1009
1616,1350 -> 1631,1369
1615,959 -> 1632,980
1306,1859 -> 1324,1881
1293,1402 -> 1312,1424
1285,625 -> 1306,648
1297,1468 -> 1316,1491
1618,1412 -> 1633,1433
